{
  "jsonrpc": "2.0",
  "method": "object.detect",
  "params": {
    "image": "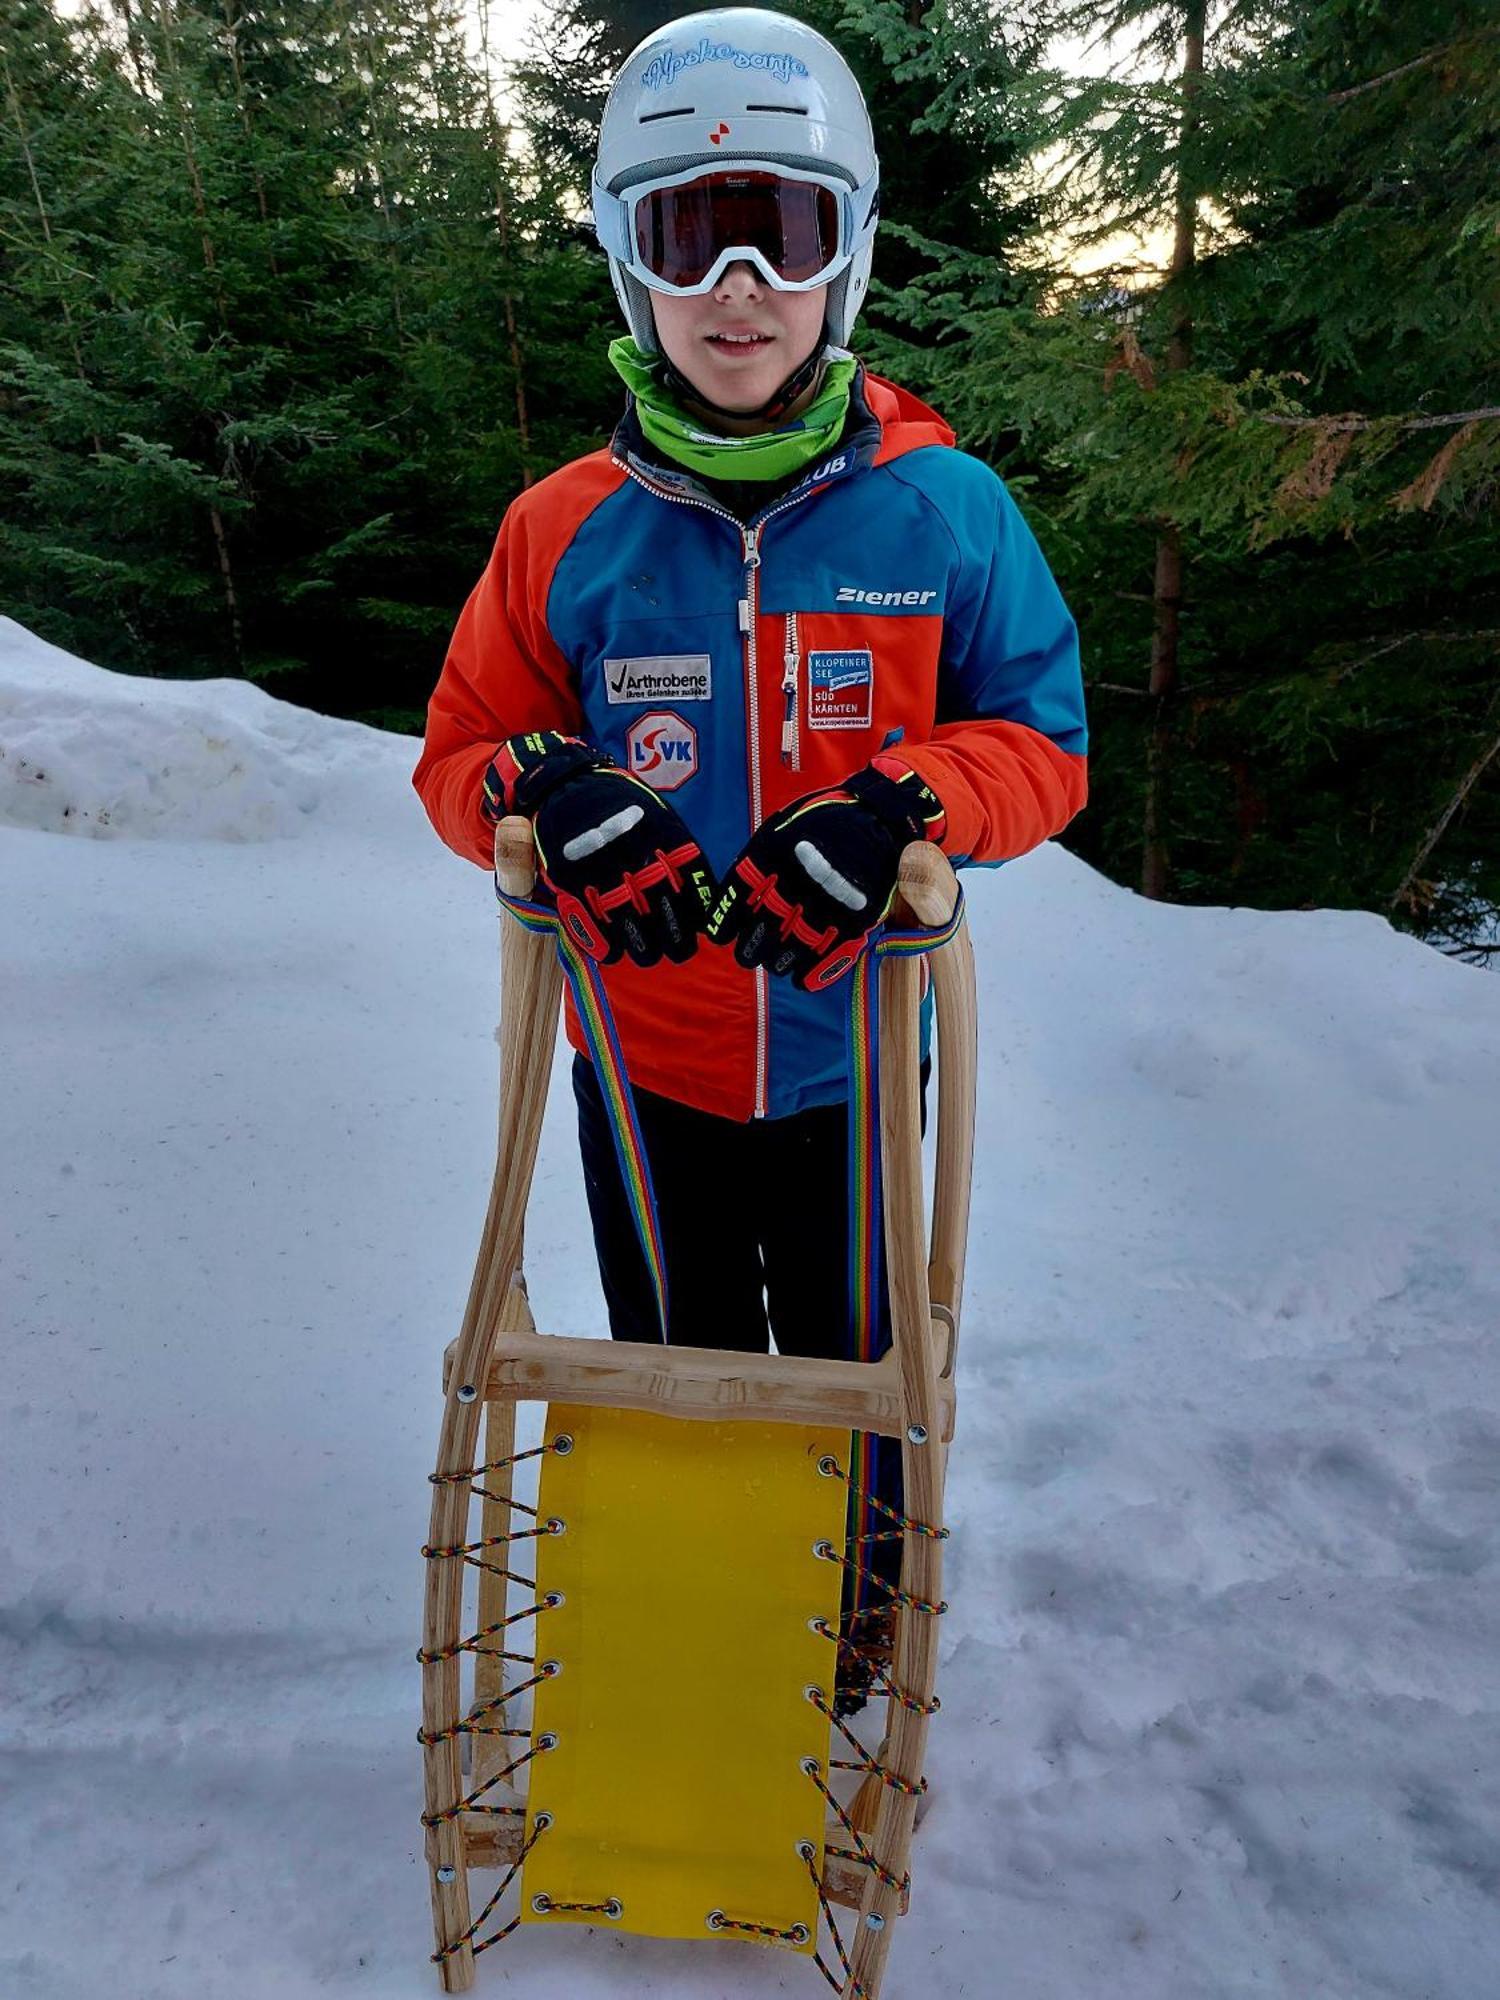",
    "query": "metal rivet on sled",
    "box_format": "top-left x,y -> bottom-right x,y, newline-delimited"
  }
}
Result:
790,1924 -> 811,1945
543,1591 -> 565,1609
537,1732 -> 559,1752
456,1383 -> 478,1404
541,1658 -> 562,1678
552,1433 -> 574,1455
817,1455 -> 839,1477
435,1865 -> 456,1884
800,1755 -> 822,1778
532,1893 -> 552,1914
604,1898 -> 624,1921
533,1811 -> 554,1832
812,1539 -> 836,1561
906,1423 -> 929,1445
544,1516 -> 566,1536
795,1839 -> 817,1863
804,1685 -> 825,1705
706,1909 -> 726,1932
865,1911 -> 887,1932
